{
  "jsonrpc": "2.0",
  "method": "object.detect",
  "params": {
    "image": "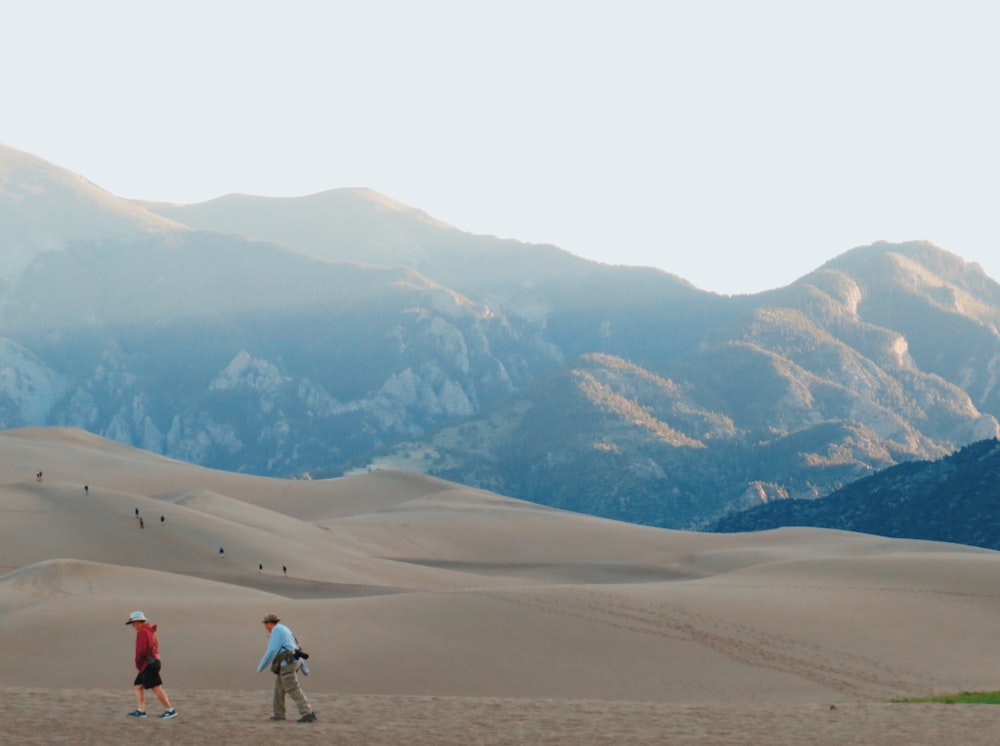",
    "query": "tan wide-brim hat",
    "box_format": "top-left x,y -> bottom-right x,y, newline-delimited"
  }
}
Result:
261,614 -> 280,624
